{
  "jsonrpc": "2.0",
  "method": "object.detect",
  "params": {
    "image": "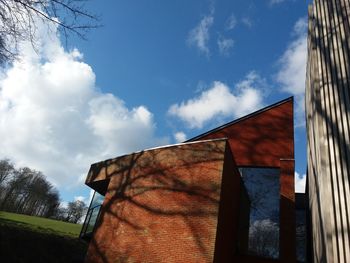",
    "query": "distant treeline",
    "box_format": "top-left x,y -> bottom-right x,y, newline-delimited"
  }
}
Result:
0,159 -> 86,223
